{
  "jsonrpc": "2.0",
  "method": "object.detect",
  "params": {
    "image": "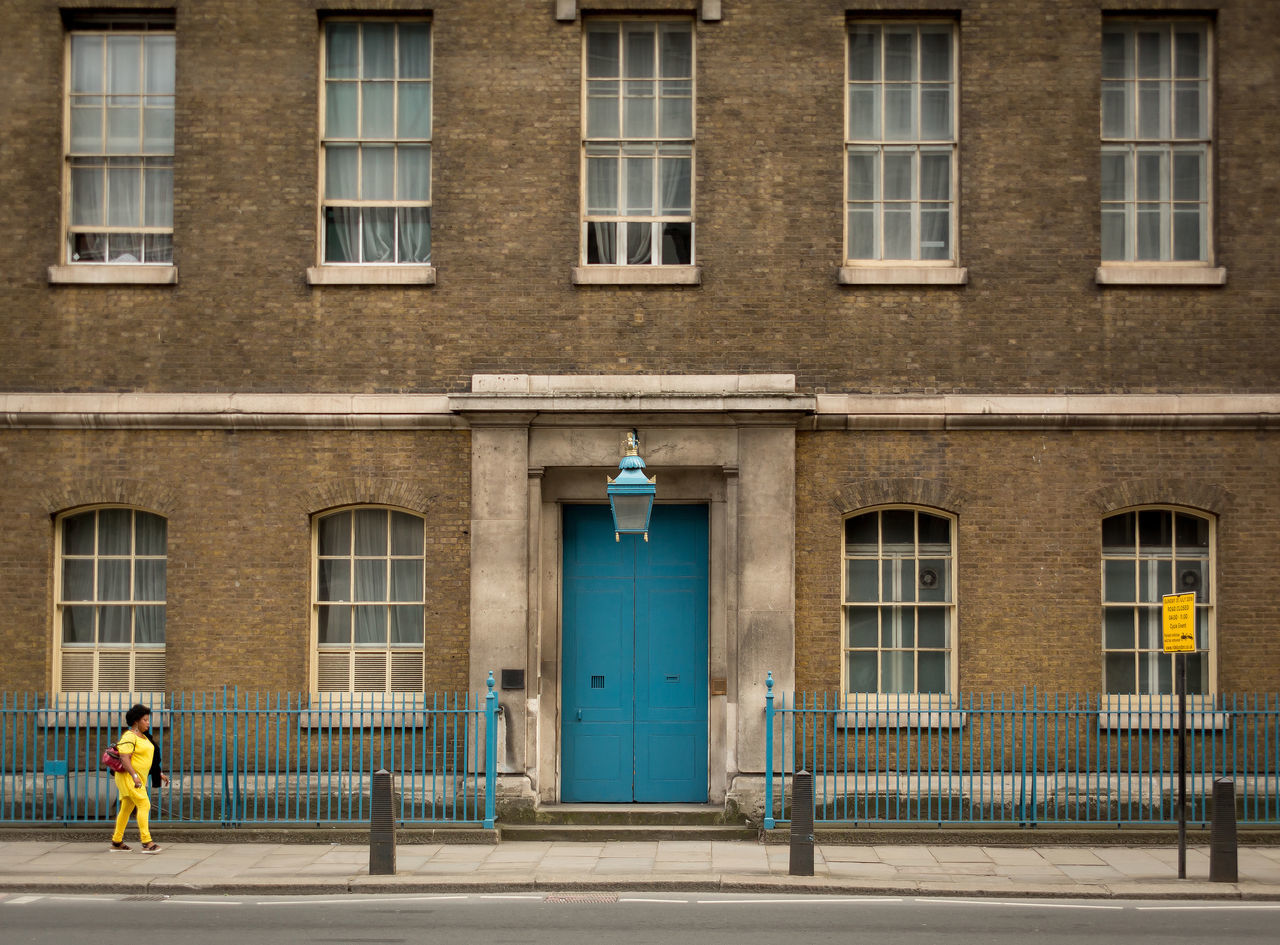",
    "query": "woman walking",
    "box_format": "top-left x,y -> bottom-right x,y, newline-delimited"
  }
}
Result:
109,703 -> 169,853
